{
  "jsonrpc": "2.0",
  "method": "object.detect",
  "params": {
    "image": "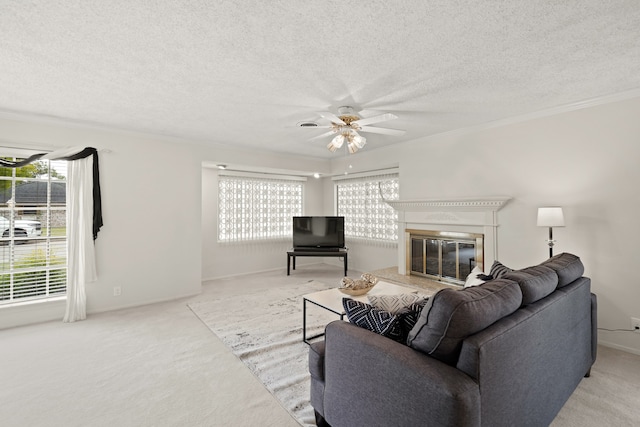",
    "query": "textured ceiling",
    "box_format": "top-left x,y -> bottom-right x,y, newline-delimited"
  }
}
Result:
1,1 -> 640,158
